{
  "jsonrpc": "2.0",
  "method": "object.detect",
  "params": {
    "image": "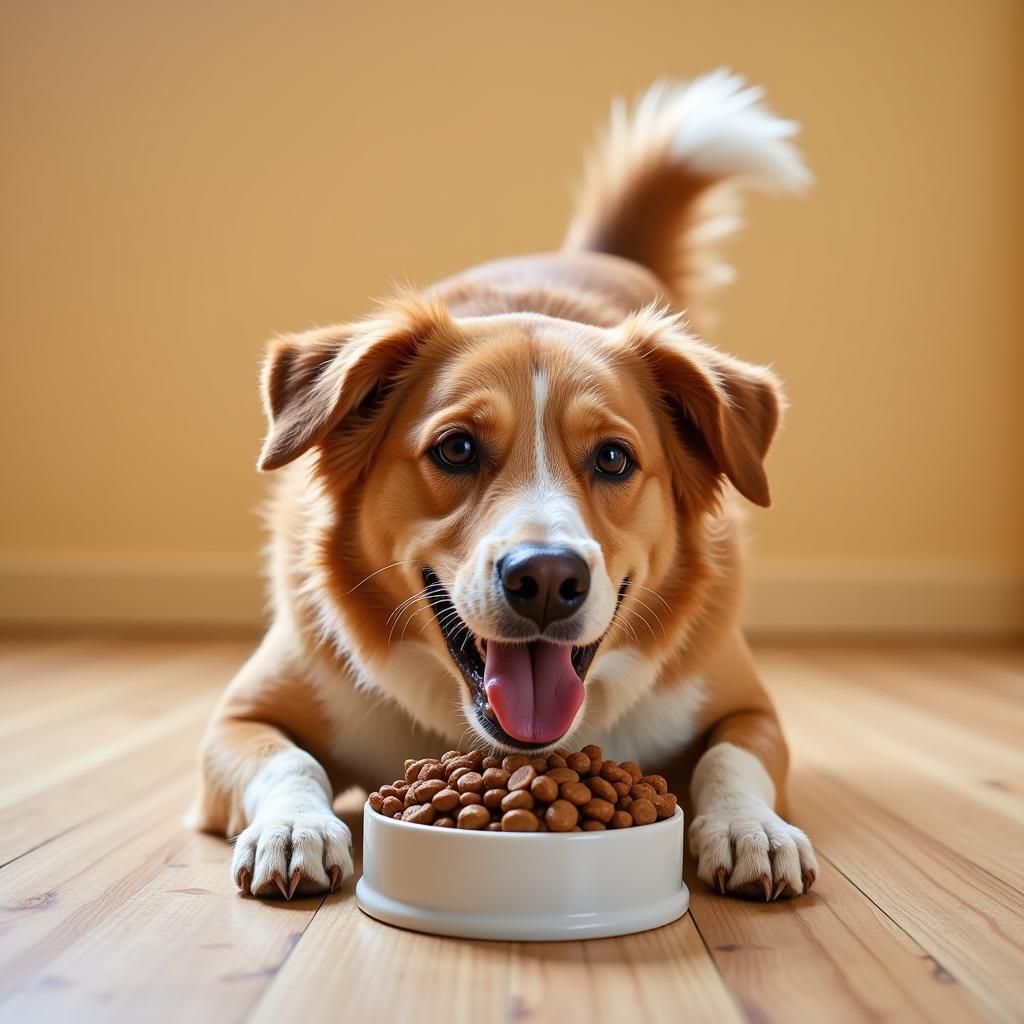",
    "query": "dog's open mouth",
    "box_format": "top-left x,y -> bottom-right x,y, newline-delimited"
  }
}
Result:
422,569 -> 609,749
